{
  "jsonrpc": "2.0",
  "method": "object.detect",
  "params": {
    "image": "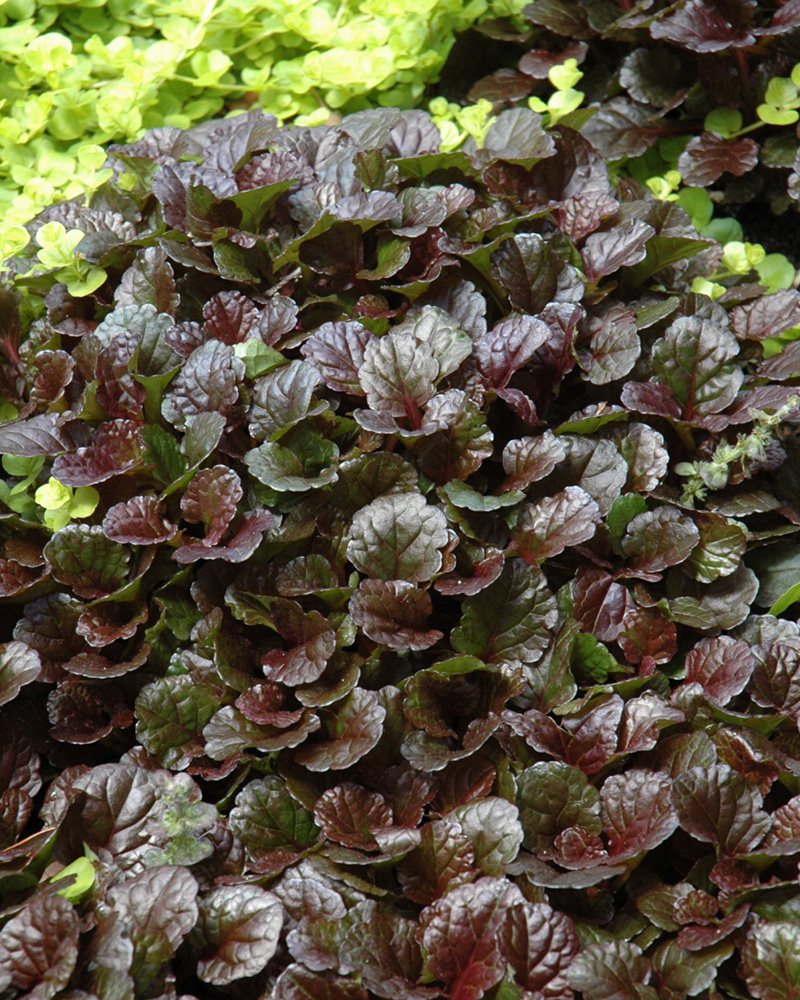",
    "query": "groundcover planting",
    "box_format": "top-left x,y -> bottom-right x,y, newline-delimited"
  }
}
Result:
1,88 -> 800,999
